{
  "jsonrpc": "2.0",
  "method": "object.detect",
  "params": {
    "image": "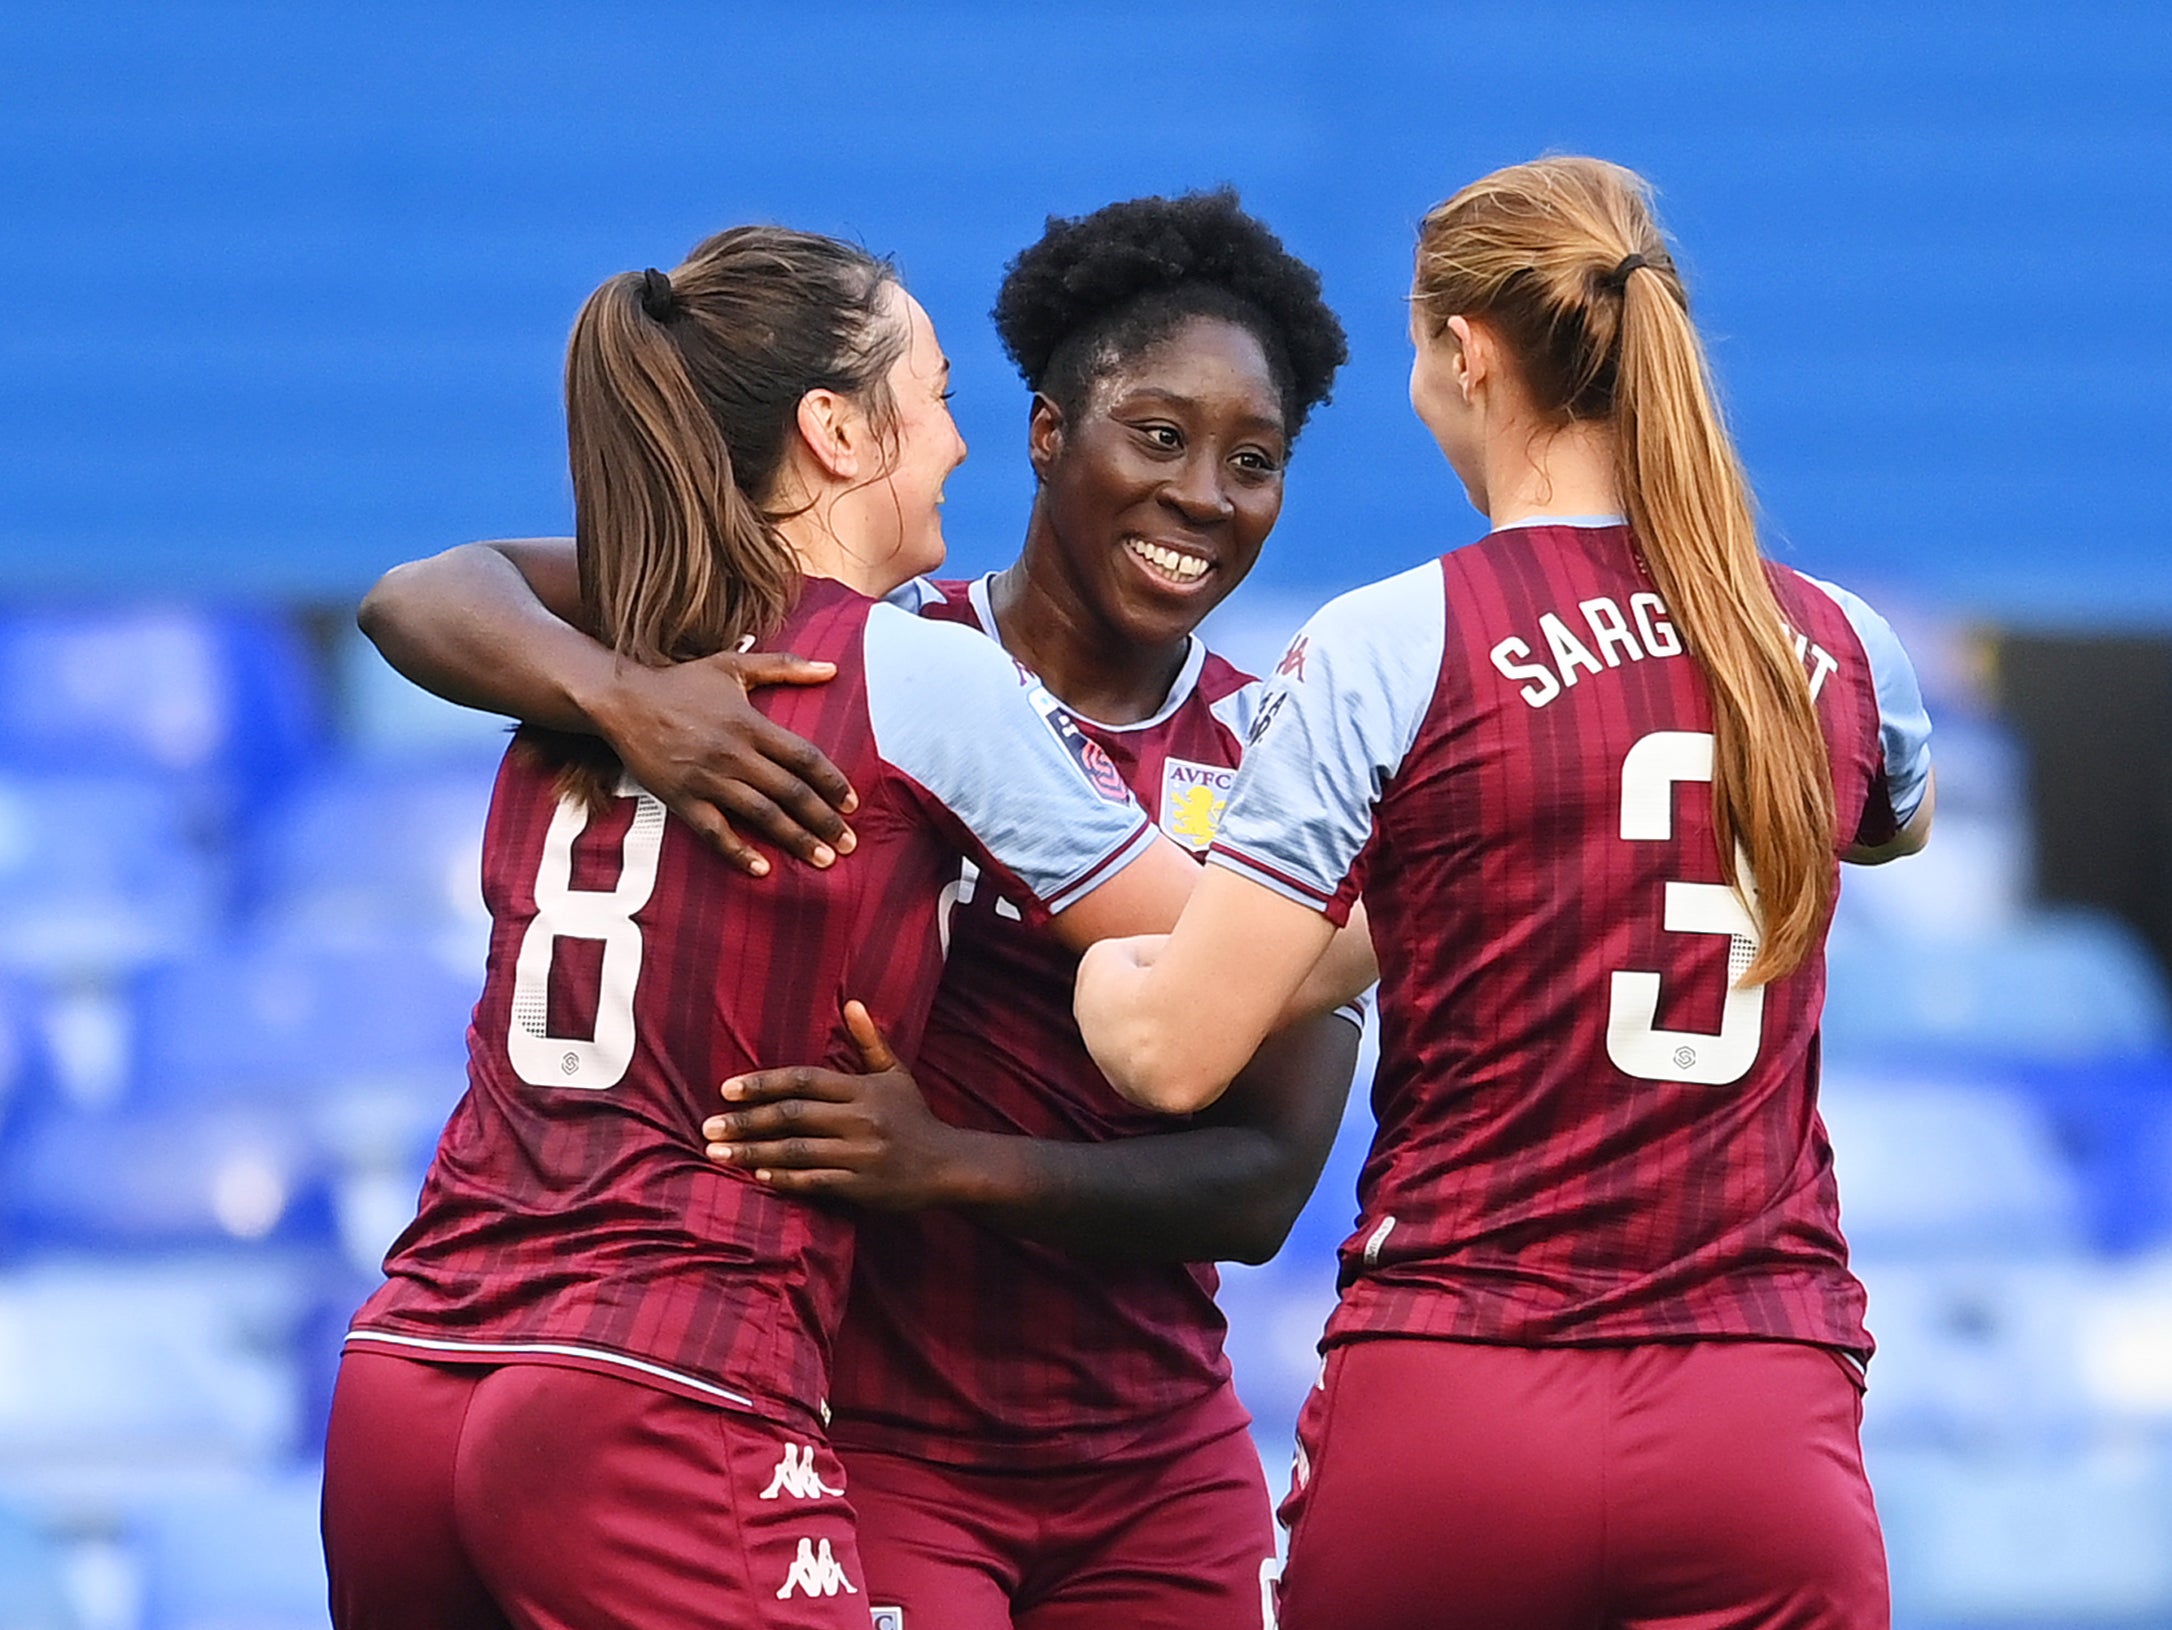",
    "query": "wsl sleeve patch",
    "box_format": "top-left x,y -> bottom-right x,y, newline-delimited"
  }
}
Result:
1028,684 -> 1131,804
